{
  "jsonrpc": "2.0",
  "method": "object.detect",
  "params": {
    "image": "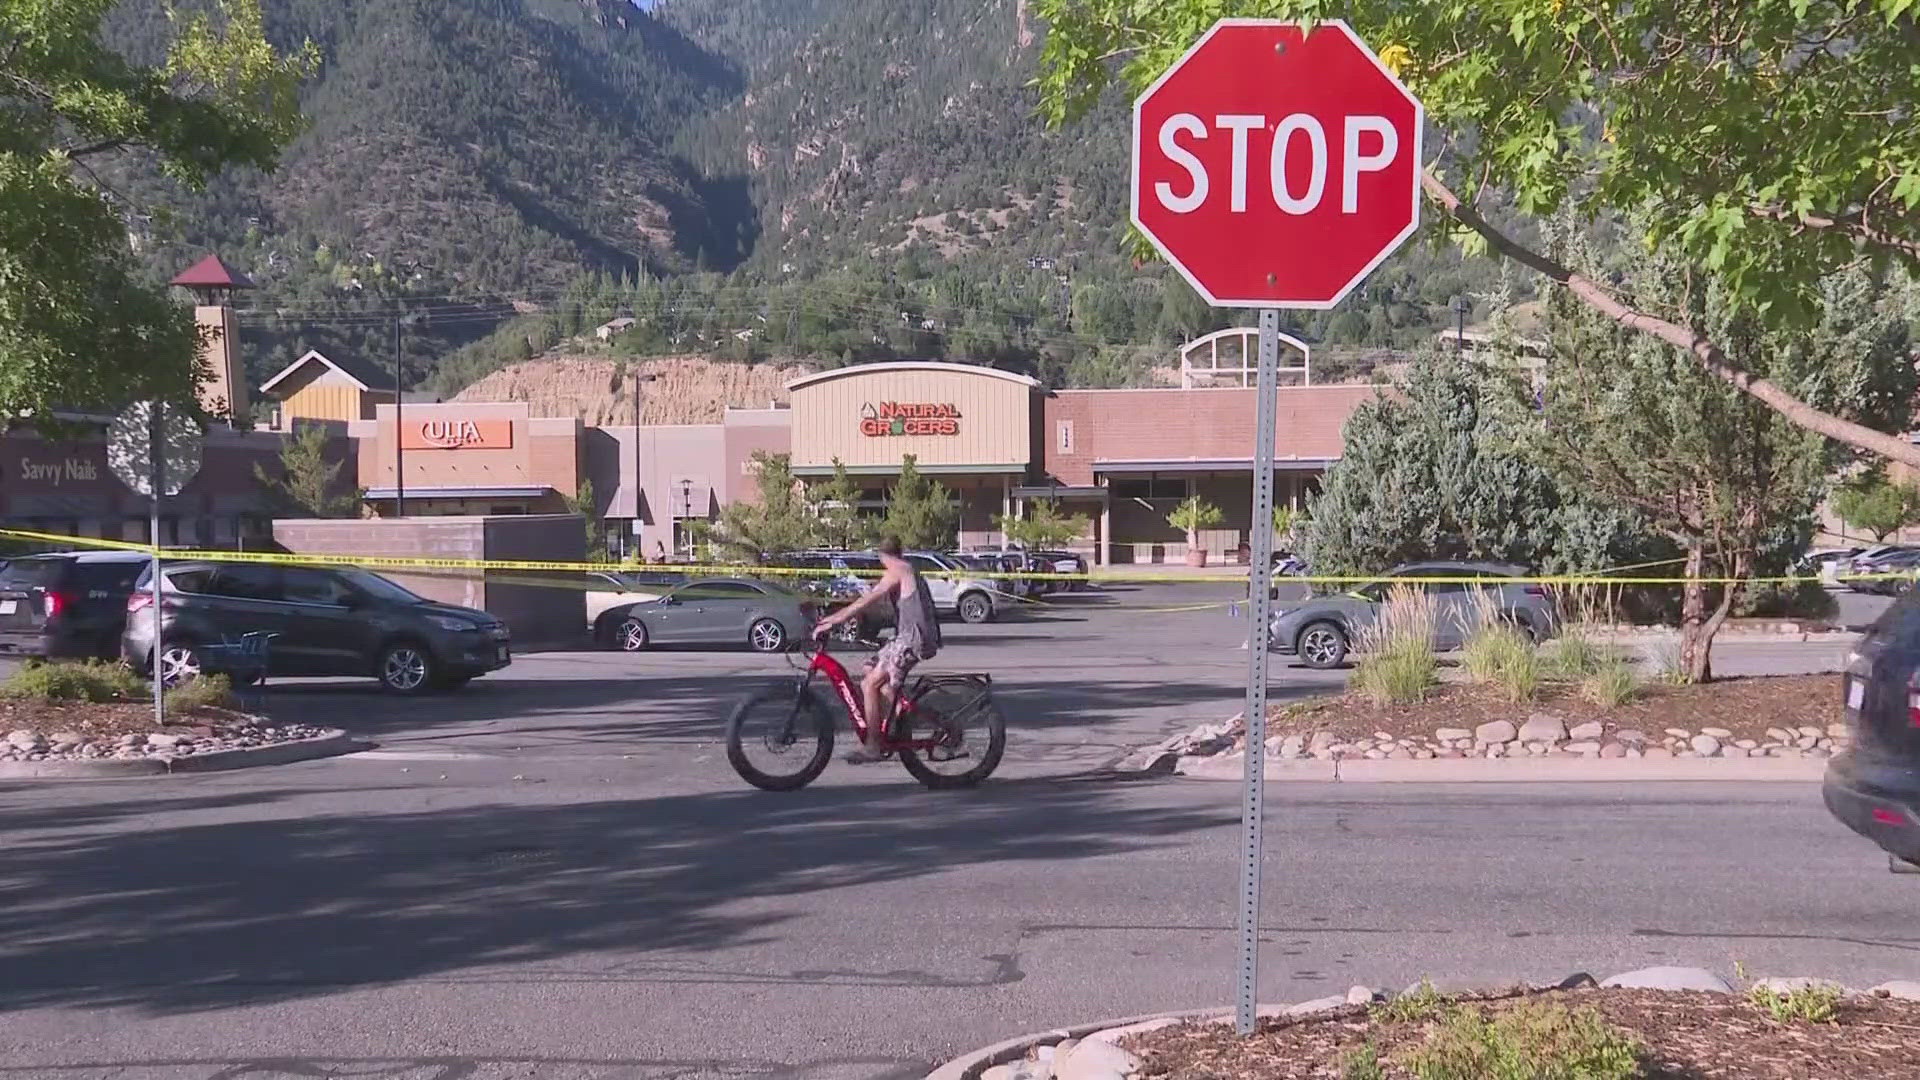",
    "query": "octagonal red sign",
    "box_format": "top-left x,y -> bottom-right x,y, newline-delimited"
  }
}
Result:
1131,19 -> 1424,309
